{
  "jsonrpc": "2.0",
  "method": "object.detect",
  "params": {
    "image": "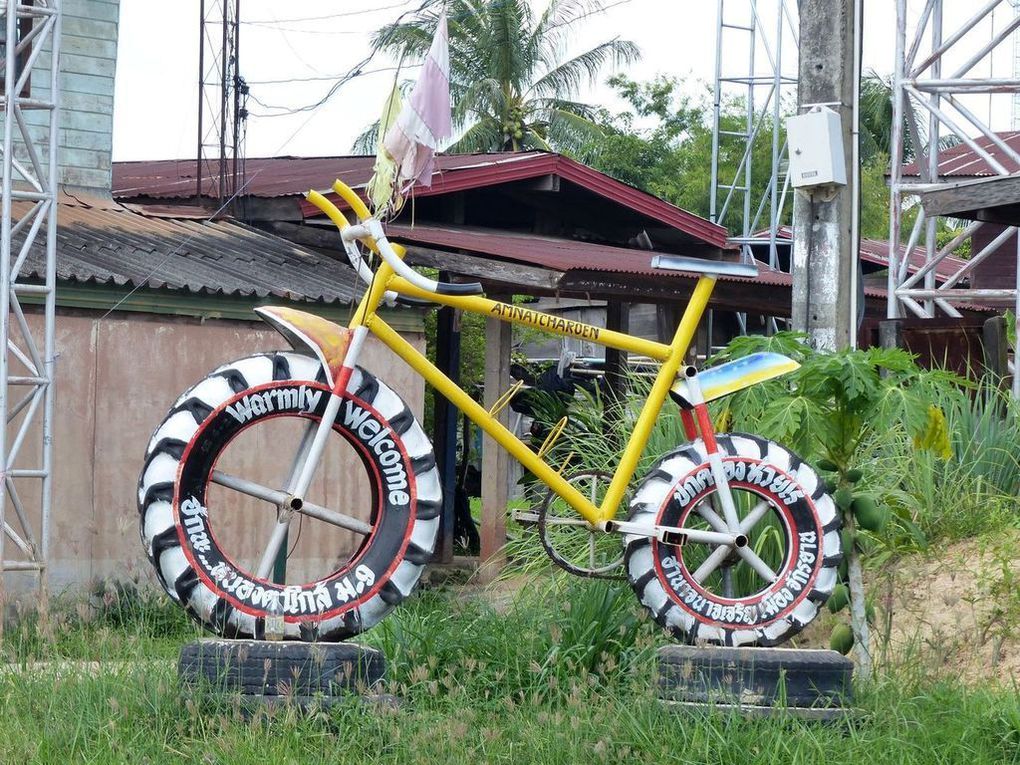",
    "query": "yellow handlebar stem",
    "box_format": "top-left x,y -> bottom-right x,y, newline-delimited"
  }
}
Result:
304,187 -> 407,261
305,189 -> 351,231
332,178 -> 372,221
